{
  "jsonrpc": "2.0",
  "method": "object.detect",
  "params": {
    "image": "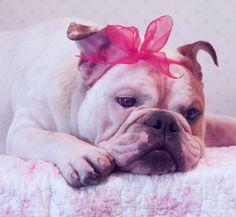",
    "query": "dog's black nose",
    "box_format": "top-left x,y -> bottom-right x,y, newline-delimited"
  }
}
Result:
144,111 -> 180,134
